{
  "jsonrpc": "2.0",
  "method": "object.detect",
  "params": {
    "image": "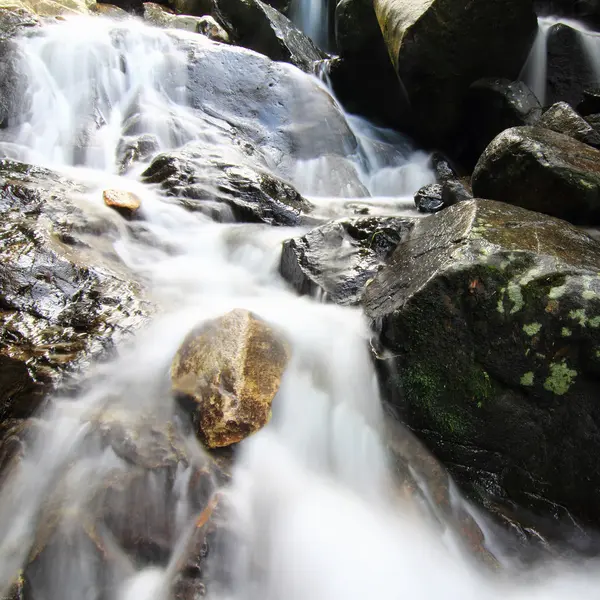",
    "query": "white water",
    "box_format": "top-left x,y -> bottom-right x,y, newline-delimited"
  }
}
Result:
289,0 -> 329,51
0,14 -> 598,600
522,16 -> 600,106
